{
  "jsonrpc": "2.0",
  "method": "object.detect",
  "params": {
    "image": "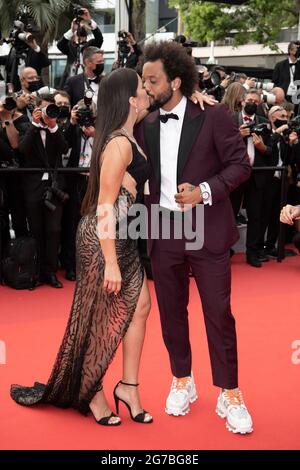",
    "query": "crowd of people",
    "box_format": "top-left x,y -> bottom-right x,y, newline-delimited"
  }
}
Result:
3,8 -> 300,438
